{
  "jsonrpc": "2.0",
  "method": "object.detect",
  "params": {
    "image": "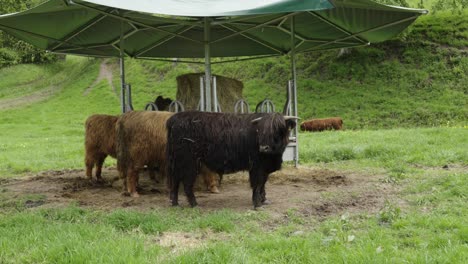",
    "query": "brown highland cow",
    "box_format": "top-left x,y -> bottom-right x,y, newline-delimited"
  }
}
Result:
116,111 -> 220,197
300,117 -> 343,132
84,114 -> 118,181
